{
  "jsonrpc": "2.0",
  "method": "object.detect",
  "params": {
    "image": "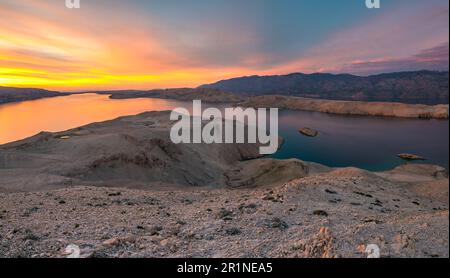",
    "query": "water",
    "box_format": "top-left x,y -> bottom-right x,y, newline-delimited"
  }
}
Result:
0,93 -> 187,145
0,93 -> 448,171
273,110 -> 449,171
